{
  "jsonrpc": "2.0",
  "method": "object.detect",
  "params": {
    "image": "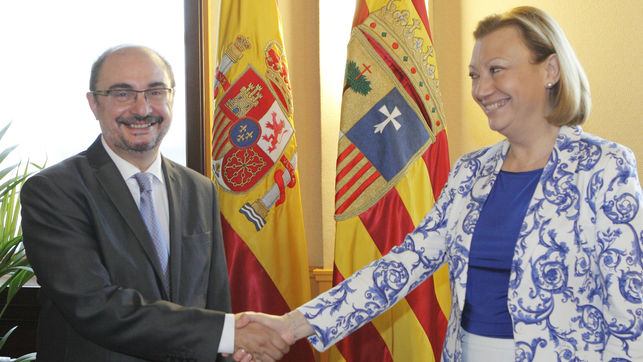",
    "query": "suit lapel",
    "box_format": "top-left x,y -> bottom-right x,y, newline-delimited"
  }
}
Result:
162,158 -> 183,302
86,137 -> 170,299
517,126 -> 582,263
